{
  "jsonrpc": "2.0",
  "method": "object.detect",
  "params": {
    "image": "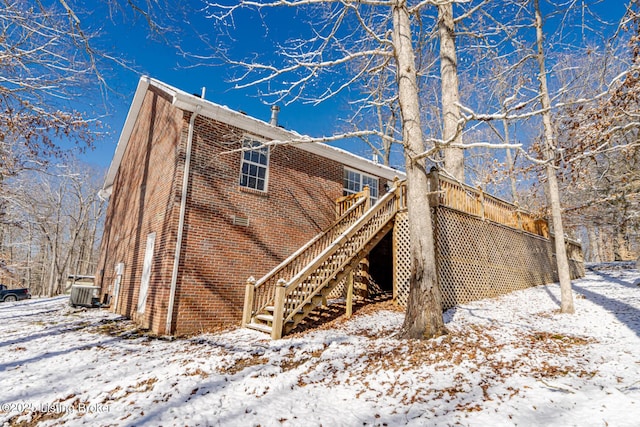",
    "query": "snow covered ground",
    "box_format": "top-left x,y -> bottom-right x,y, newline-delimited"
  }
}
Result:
1,264 -> 639,427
